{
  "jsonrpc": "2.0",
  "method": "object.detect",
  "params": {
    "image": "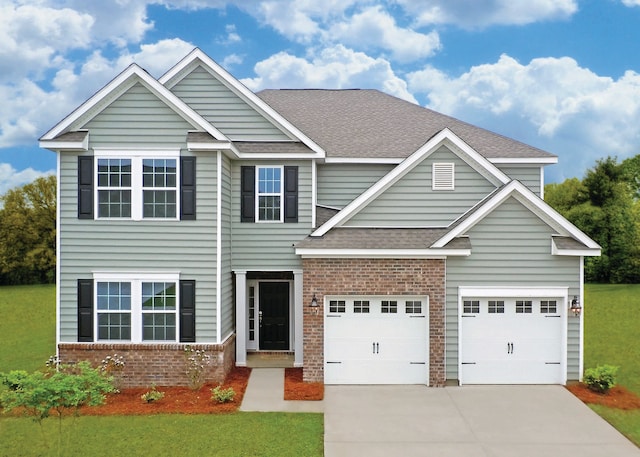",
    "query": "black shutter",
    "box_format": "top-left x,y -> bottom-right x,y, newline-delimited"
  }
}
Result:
181,156 -> 196,220
78,156 -> 93,219
77,279 -> 93,342
180,280 -> 196,343
284,166 -> 298,223
240,166 -> 255,222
